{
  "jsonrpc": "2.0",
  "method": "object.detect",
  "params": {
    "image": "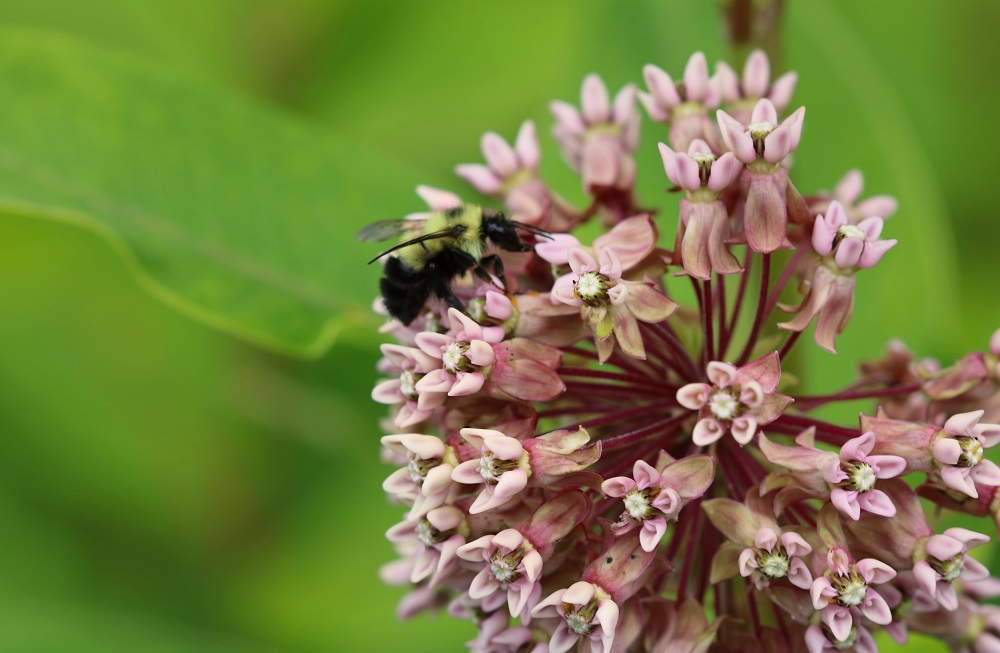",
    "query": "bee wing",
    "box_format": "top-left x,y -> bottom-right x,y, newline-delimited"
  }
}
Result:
355,219 -> 424,243
366,225 -> 468,264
